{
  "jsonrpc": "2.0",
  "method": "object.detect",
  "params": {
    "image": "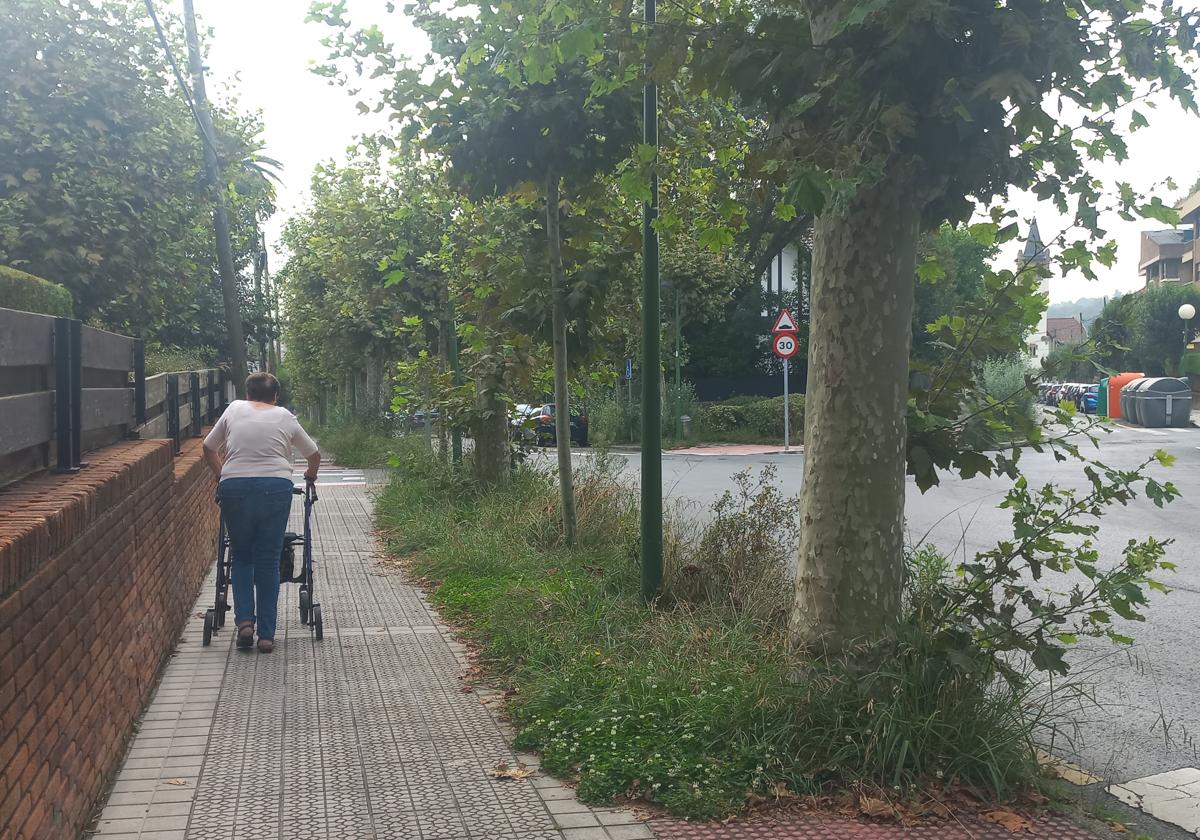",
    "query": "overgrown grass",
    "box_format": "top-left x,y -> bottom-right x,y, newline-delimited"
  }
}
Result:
375,445 -> 1042,819
308,423 -> 402,468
